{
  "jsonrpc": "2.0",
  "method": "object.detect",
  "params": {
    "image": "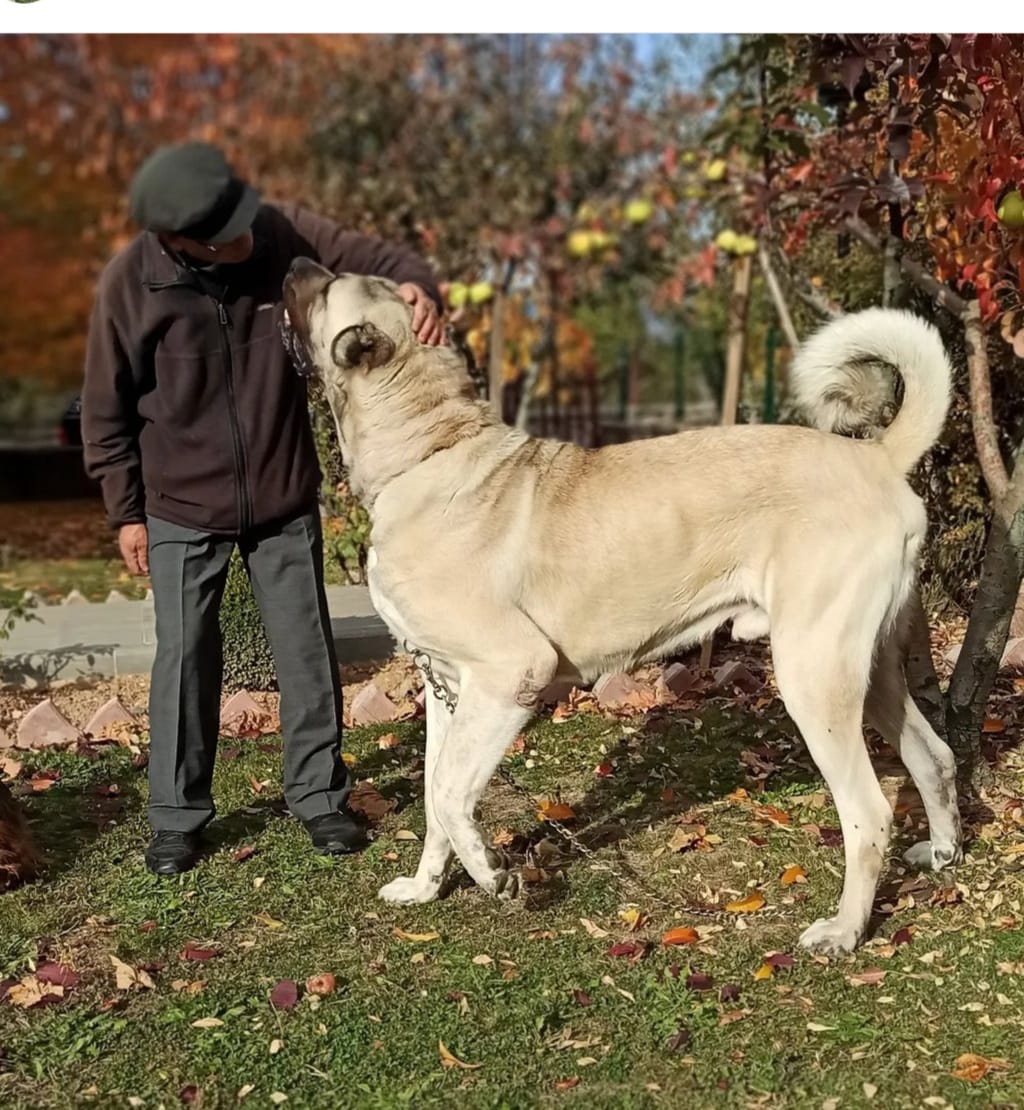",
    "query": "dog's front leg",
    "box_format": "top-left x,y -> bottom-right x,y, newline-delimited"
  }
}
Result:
378,676 -> 457,904
431,653 -> 556,899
